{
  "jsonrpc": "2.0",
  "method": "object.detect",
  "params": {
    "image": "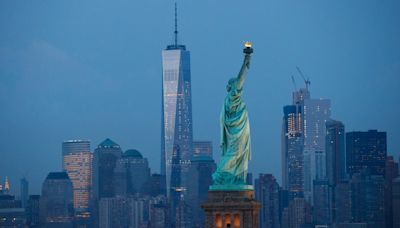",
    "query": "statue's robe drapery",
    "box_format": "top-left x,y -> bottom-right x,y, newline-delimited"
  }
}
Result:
212,77 -> 251,185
